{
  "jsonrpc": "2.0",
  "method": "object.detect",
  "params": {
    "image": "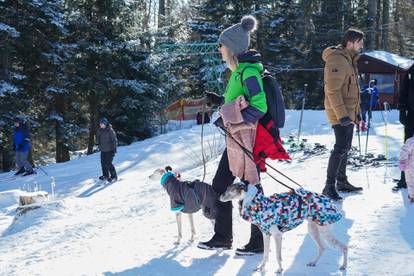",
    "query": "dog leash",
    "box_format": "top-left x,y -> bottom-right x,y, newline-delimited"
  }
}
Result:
218,127 -> 302,190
